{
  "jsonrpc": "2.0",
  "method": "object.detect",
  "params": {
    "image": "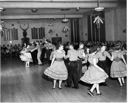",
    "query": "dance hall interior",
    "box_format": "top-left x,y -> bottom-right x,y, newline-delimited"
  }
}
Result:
0,0 -> 127,102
